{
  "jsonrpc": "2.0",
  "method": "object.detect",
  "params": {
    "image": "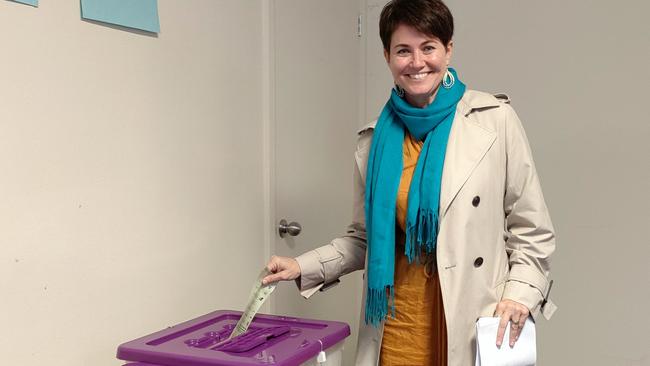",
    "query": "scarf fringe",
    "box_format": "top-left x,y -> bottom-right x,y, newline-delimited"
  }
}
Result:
405,208 -> 439,264
365,286 -> 395,326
